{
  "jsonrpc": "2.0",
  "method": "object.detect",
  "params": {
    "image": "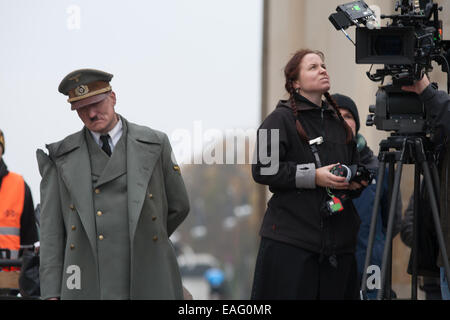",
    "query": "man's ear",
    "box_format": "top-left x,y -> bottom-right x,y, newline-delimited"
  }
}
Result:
110,91 -> 117,106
